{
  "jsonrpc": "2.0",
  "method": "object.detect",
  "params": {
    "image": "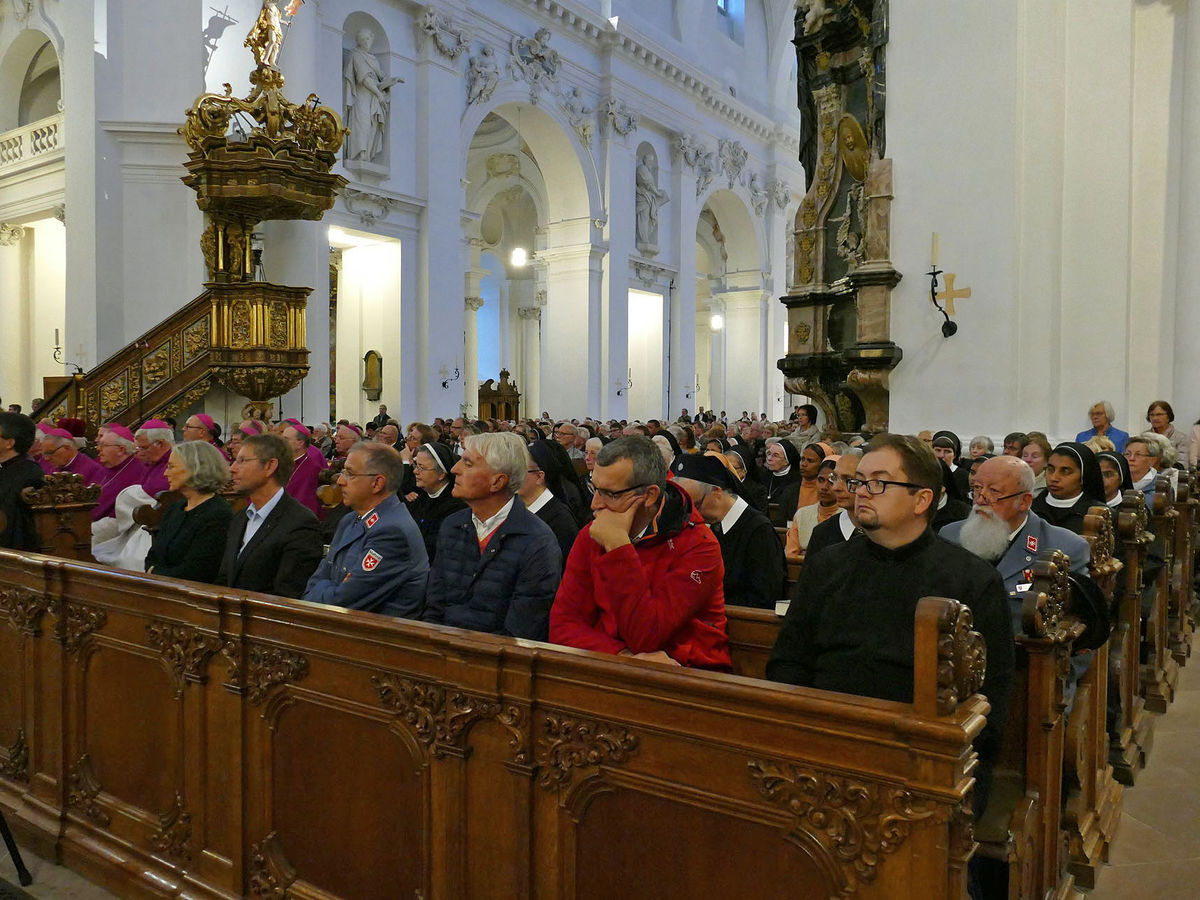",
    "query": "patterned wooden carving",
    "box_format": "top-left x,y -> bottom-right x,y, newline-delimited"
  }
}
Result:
245,644 -> 309,705
933,599 -> 986,715
22,471 -> 102,507
221,638 -> 244,692
99,371 -> 128,421
371,672 -> 500,758
1021,549 -> 1070,639
0,728 -> 29,782
268,300 -> 288,348
0,585 -> 49,636
68,754 -> 111,826
232,300 -> 253,347
48,599 -> 108,654
248,831 -> 297,898
748,759 -> 947,897
151,791 -> 193,861
146,621 -> 223,693
535,713 -> 638,790
142,341 -> 171,392
183,317 -> 210,364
